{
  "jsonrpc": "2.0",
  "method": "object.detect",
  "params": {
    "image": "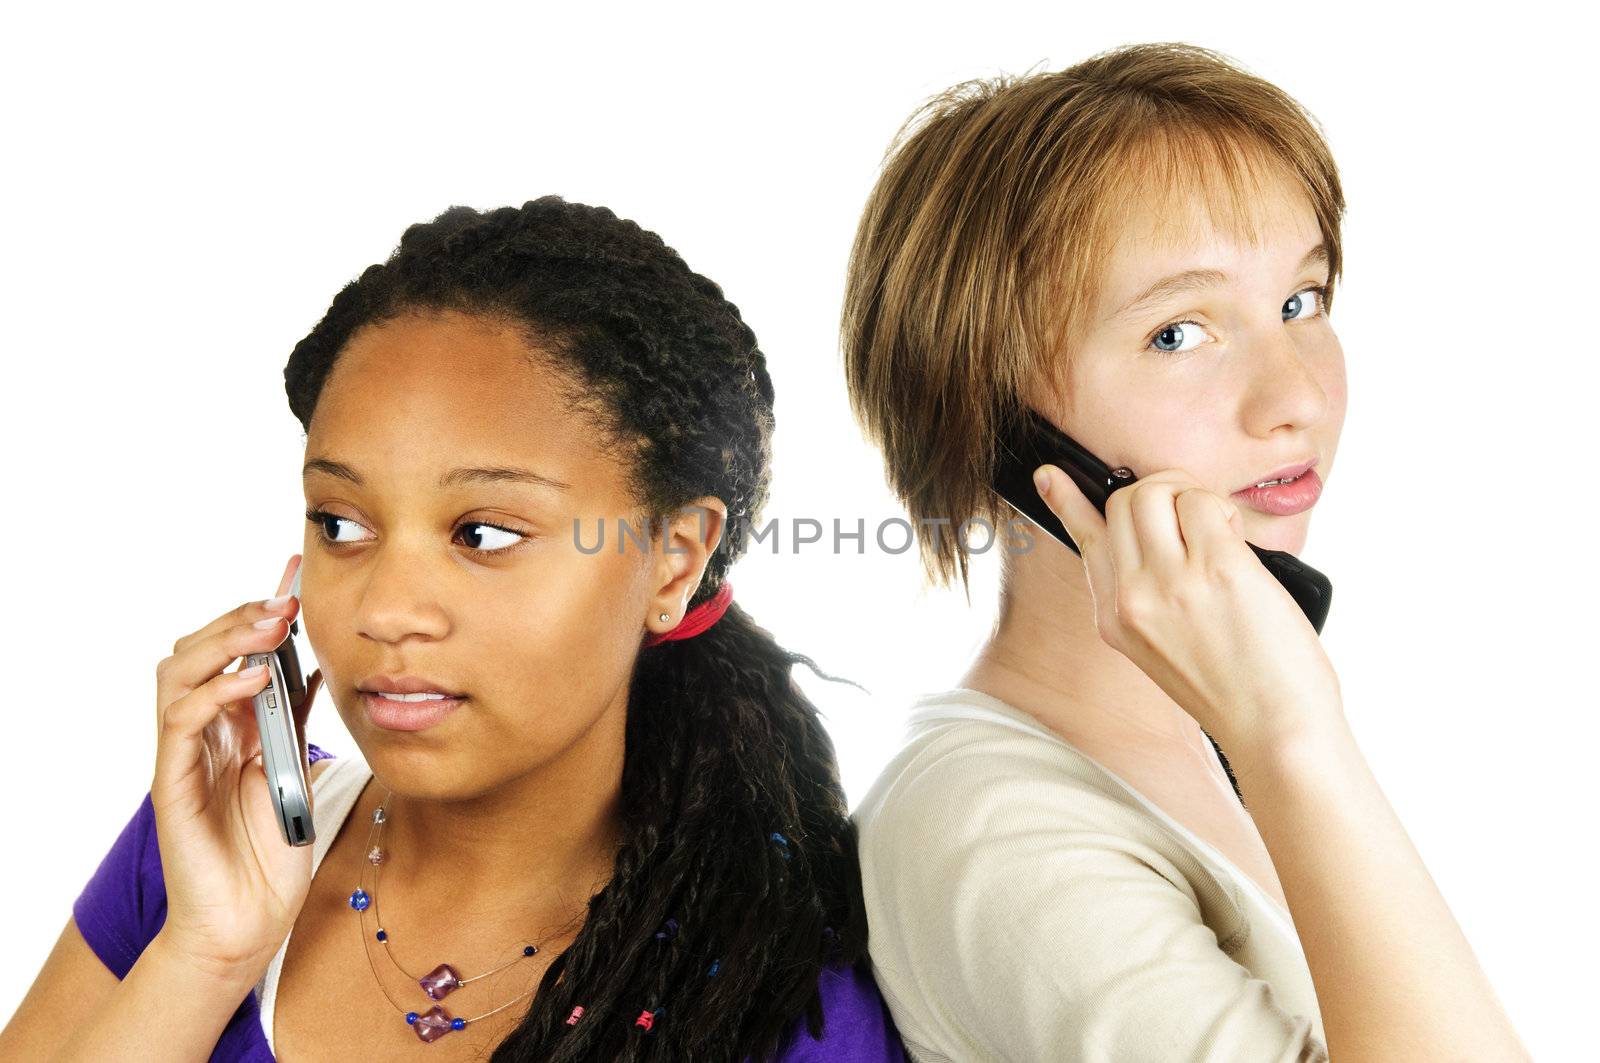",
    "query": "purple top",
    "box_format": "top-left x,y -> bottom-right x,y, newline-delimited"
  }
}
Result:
73,744 -> 905,1063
